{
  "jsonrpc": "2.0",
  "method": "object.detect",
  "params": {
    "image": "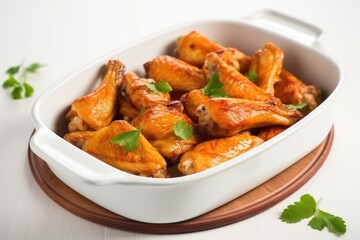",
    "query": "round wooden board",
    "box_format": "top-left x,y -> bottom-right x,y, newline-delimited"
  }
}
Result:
28,127 -> 334,234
